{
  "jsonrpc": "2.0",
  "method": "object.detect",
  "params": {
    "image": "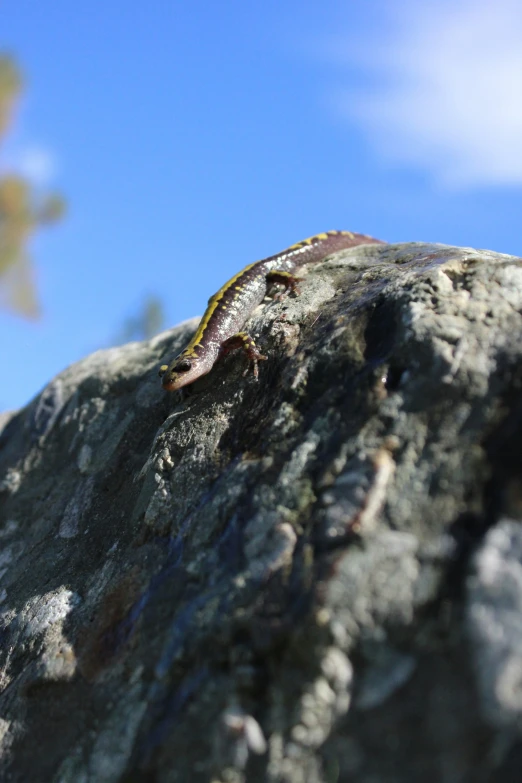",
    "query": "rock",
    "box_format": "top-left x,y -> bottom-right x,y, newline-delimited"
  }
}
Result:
1,240 -> 522,781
